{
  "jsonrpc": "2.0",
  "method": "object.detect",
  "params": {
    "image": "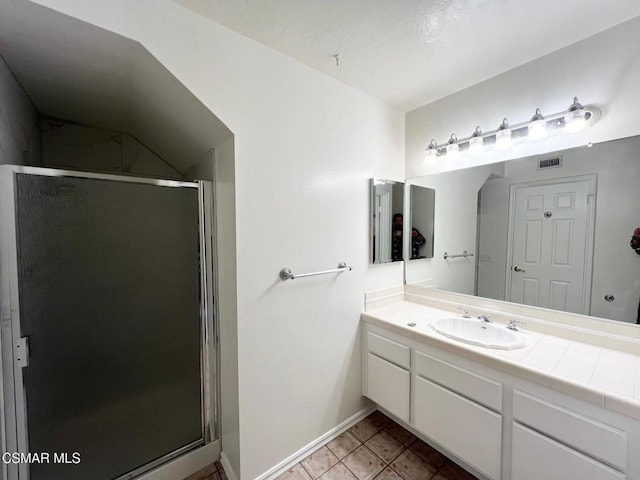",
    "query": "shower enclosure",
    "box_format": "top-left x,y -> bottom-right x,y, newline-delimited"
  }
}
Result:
0,166 -> 217,480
